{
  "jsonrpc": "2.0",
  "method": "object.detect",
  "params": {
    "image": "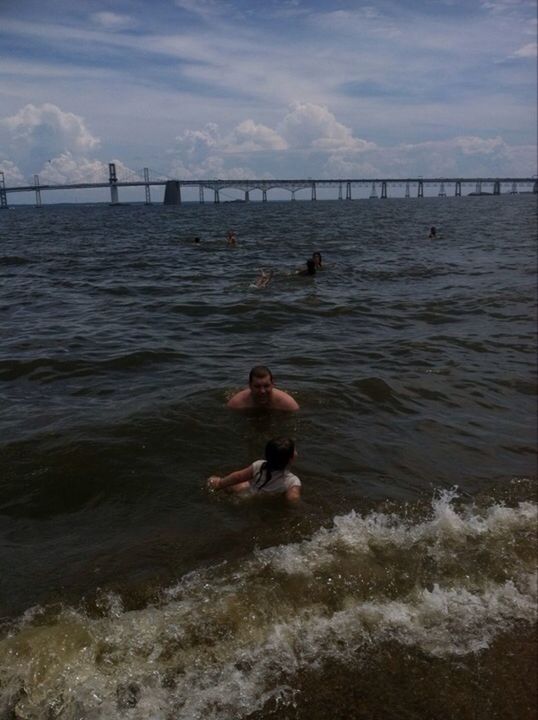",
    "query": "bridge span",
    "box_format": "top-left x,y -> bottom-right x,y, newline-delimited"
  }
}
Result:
1,163 -> 536,208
